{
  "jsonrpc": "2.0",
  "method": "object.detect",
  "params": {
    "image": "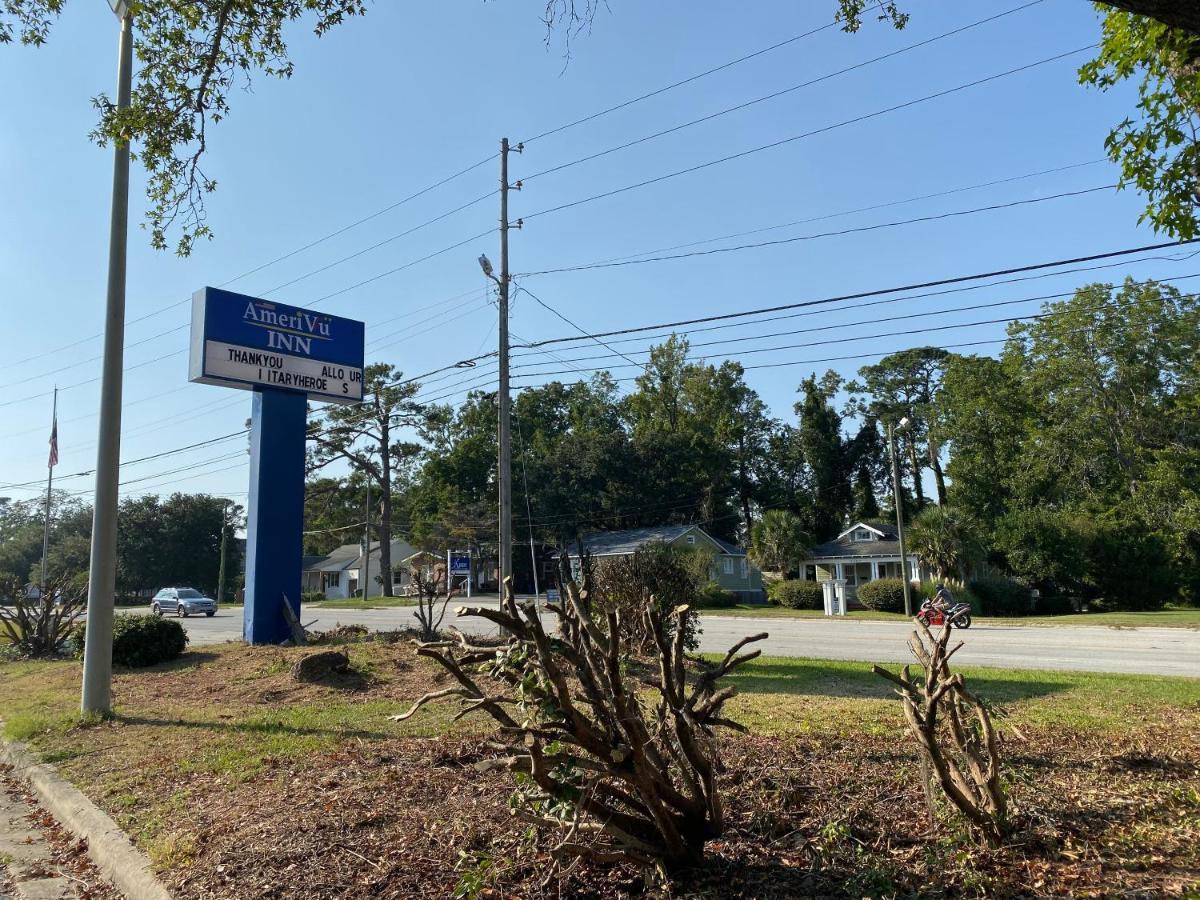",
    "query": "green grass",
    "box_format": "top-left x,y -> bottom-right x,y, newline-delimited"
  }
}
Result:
989,606 -> 1200,628
702,605 -> 907,621
715,654 -> 1200,734
702,604 -> 1200,628
310,597 -> 418,609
